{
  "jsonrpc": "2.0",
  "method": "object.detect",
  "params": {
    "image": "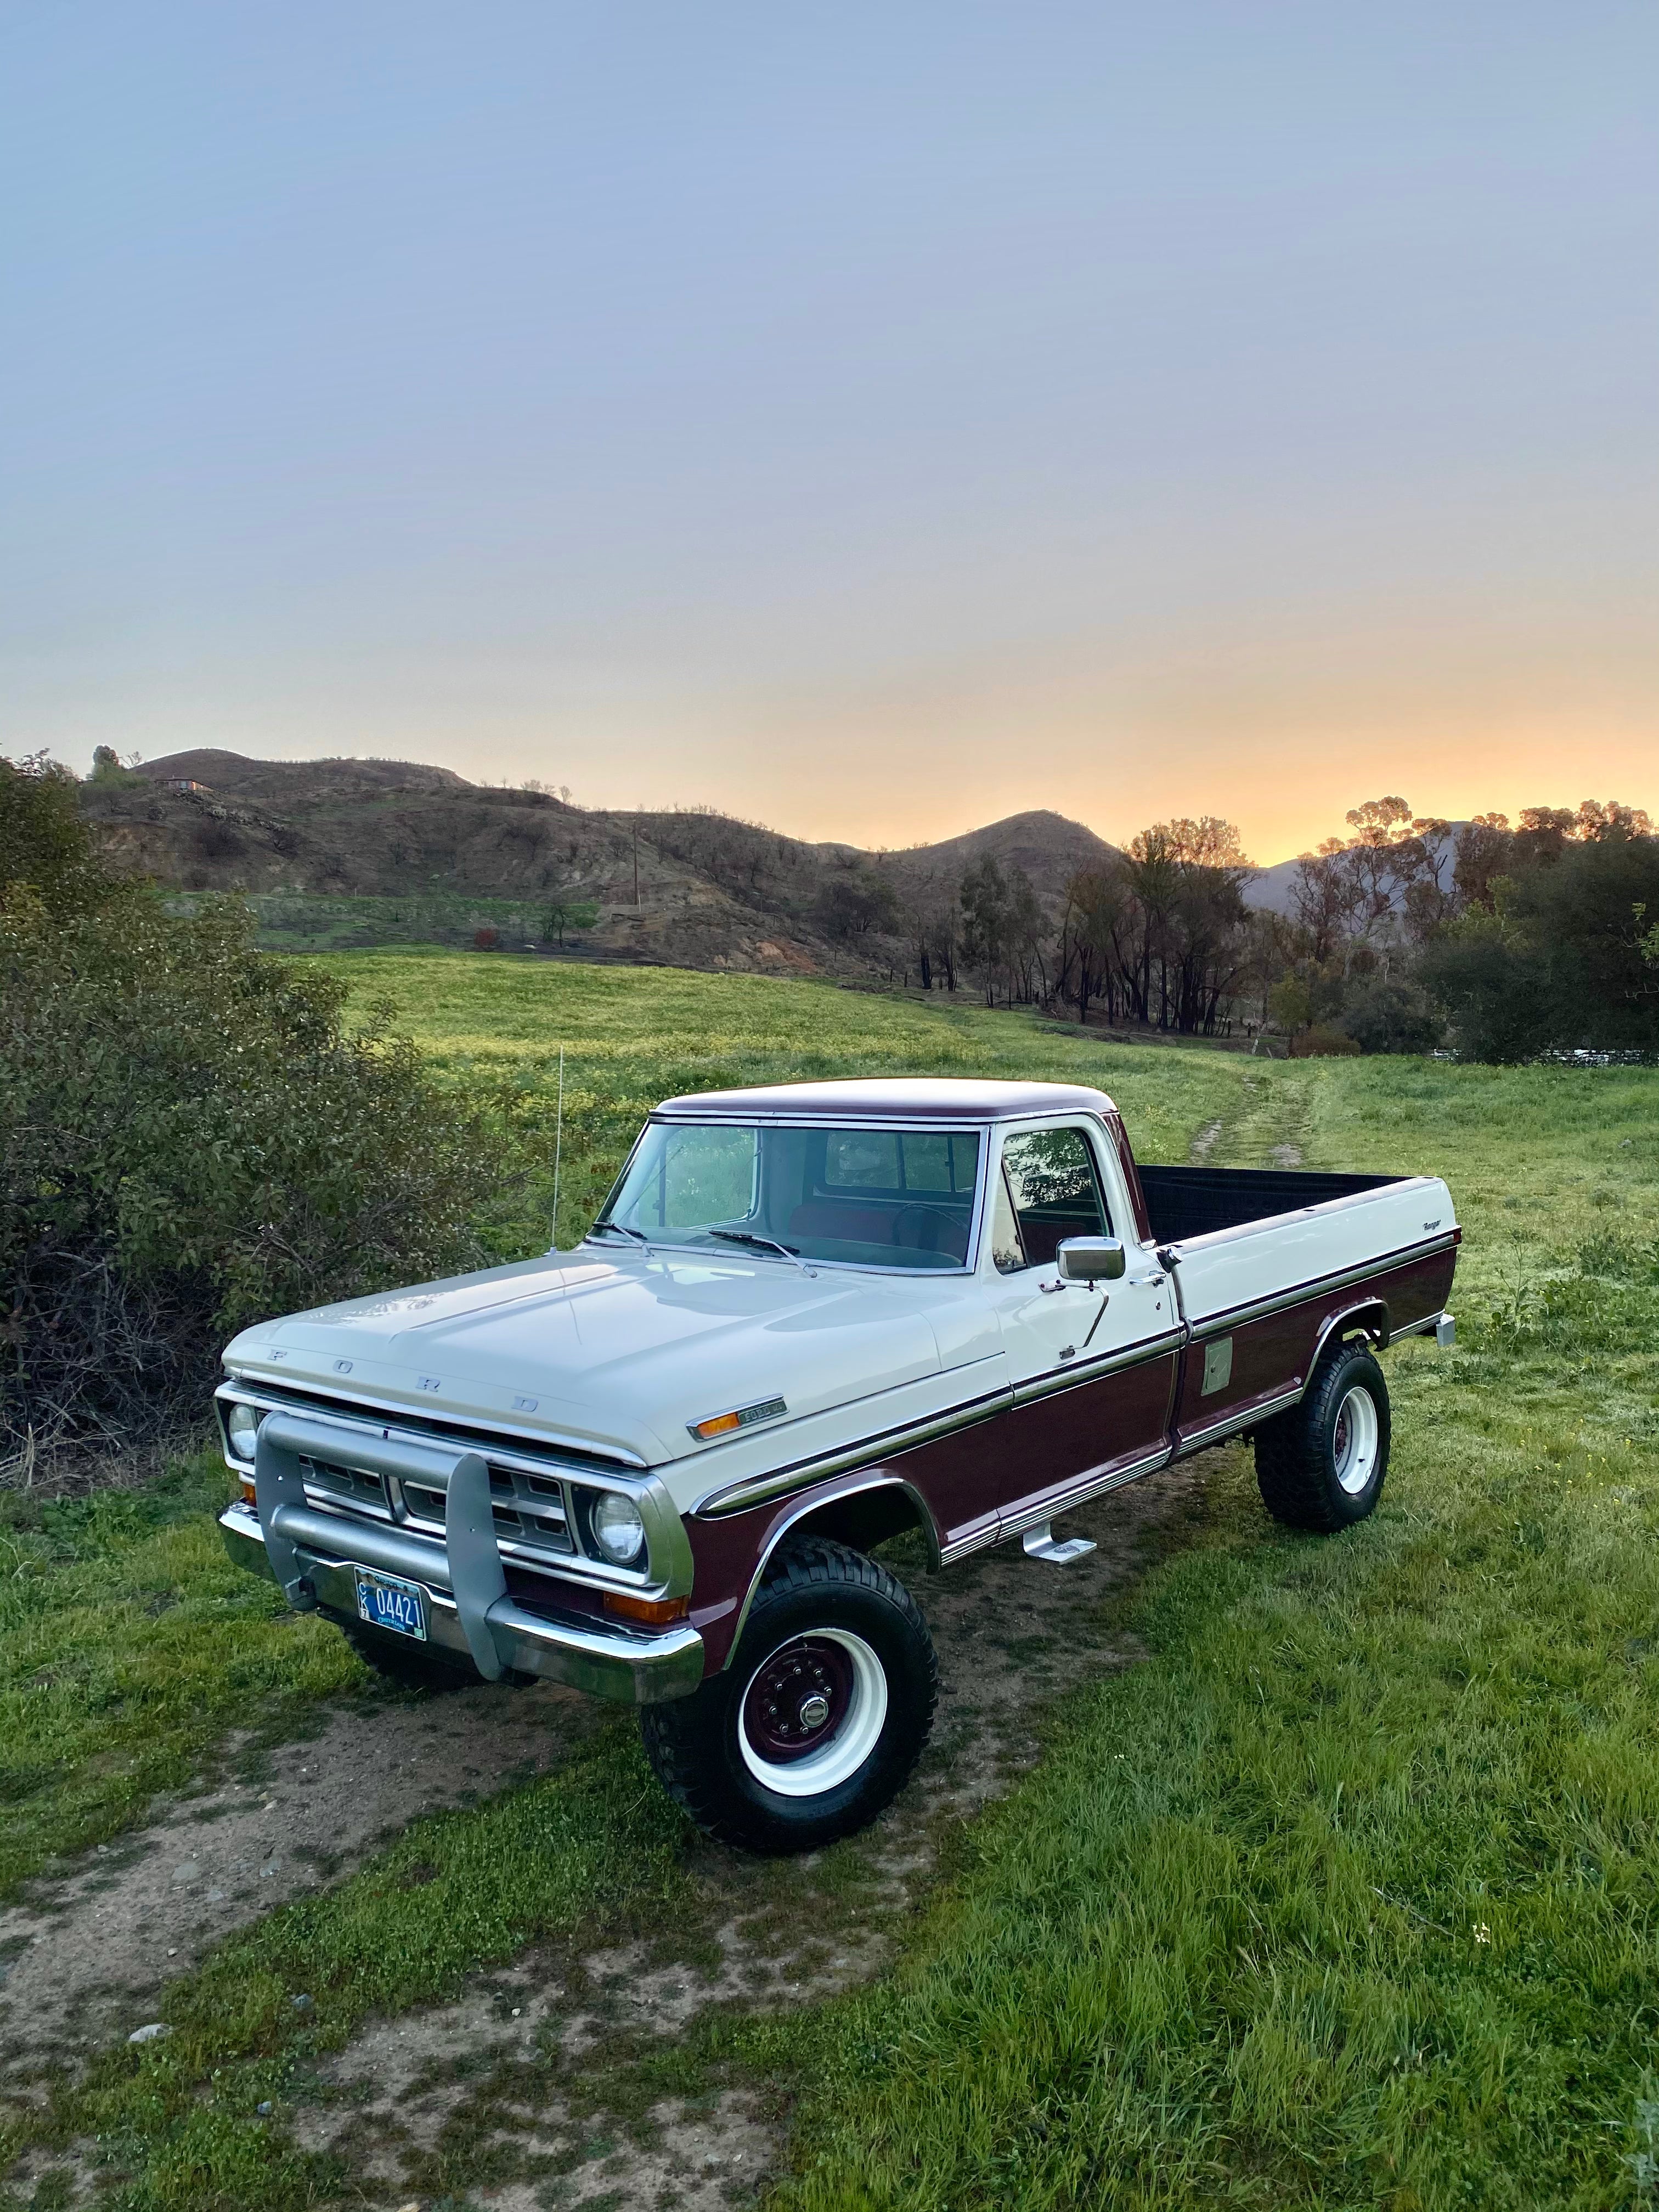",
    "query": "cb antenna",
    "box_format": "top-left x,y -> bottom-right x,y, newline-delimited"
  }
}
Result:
551,1044 -> 565,1251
